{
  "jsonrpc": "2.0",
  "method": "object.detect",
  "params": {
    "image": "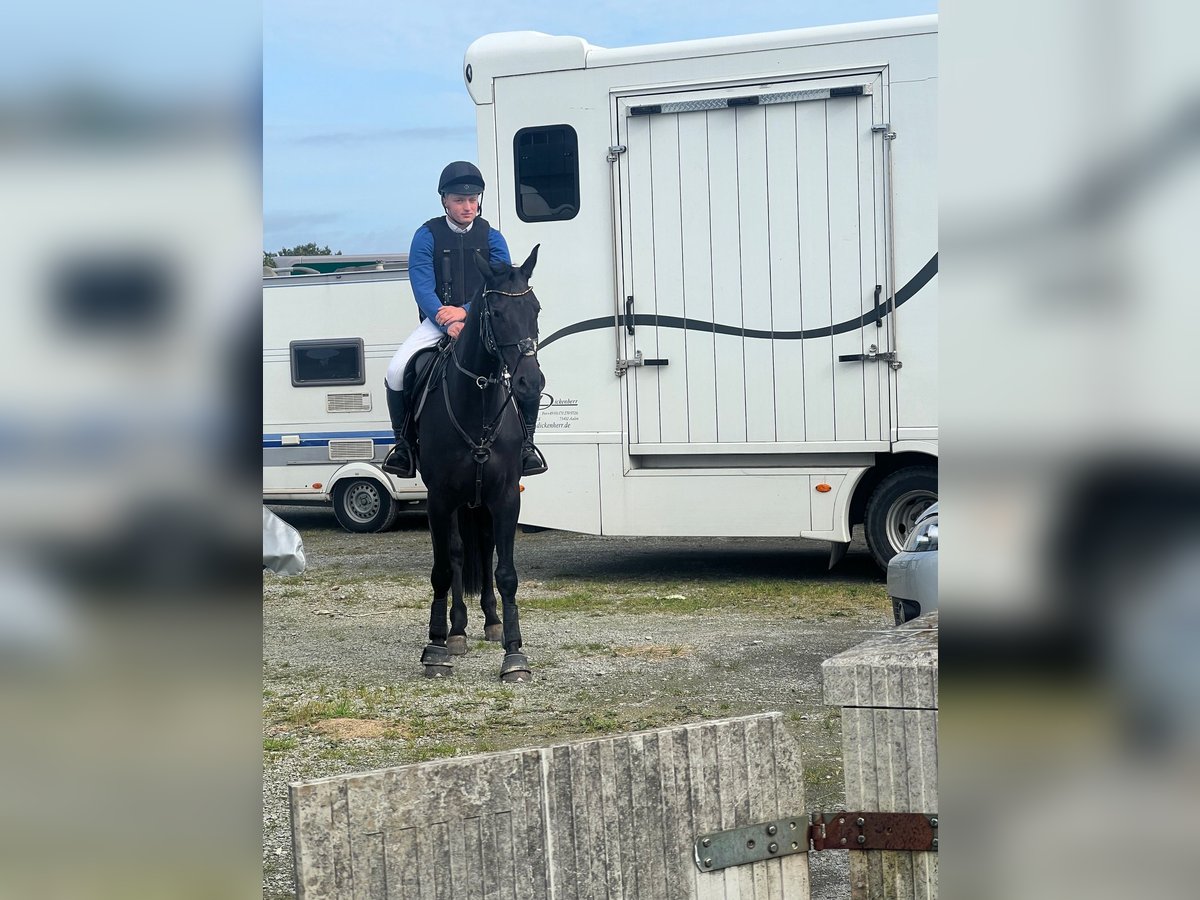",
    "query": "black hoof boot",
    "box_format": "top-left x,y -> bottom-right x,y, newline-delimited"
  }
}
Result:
382,440 -> 416,478
446,635 -> 468,656
520,443 -> 548,477
499,652 -> 532,683
483,623 -> 504,642
421,643 -> 454,678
